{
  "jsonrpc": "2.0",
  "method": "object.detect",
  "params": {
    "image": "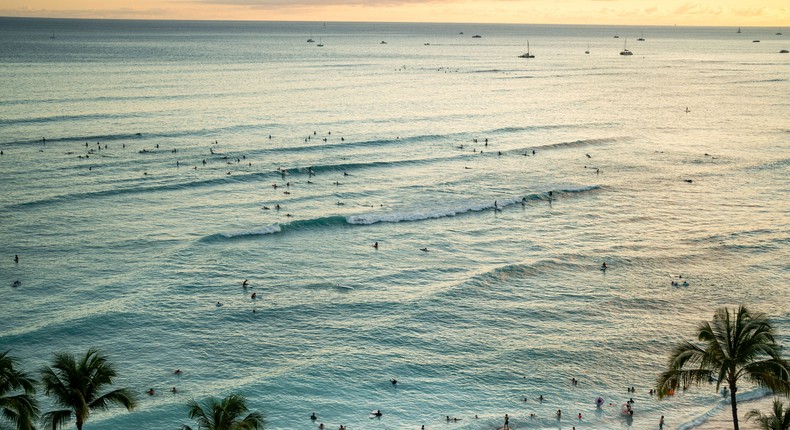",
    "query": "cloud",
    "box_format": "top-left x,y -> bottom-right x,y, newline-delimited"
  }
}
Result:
673,2 -> 722,16
732,7 -> 767,17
